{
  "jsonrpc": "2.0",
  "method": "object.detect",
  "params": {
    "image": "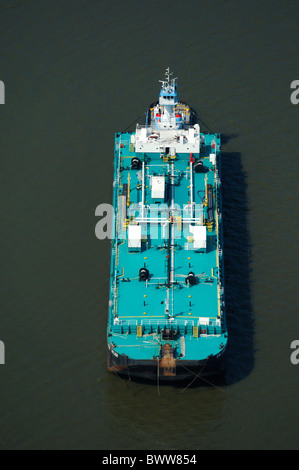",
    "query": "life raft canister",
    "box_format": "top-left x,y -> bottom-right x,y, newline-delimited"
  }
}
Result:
149,133 -> 159,139
155,113 -> 161,124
